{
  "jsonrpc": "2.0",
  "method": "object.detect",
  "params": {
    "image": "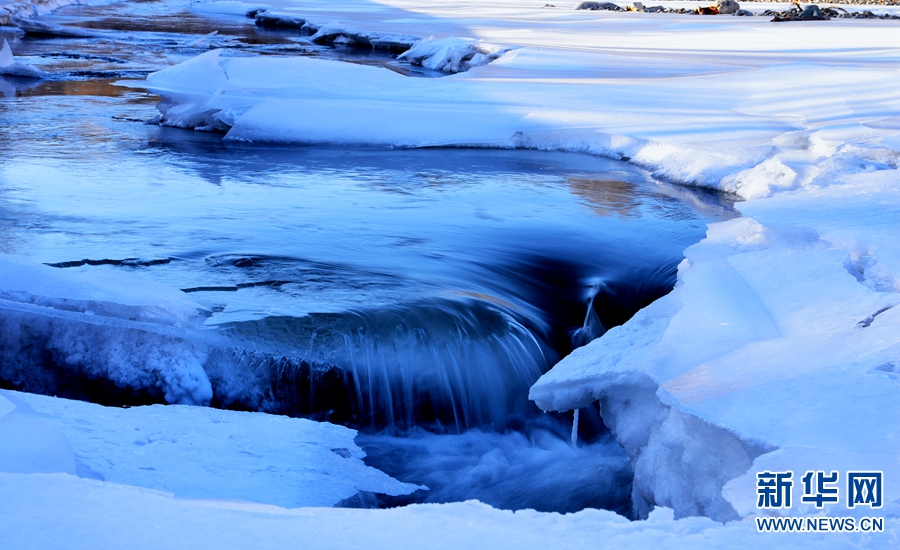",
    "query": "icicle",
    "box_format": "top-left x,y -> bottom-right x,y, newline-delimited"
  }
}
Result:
571,408 -> 579,446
